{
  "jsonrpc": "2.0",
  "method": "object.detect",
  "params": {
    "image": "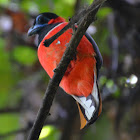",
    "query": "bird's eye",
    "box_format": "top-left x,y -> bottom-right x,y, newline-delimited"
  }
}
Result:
37,16 -> 49,24
38,17 -> 44,23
